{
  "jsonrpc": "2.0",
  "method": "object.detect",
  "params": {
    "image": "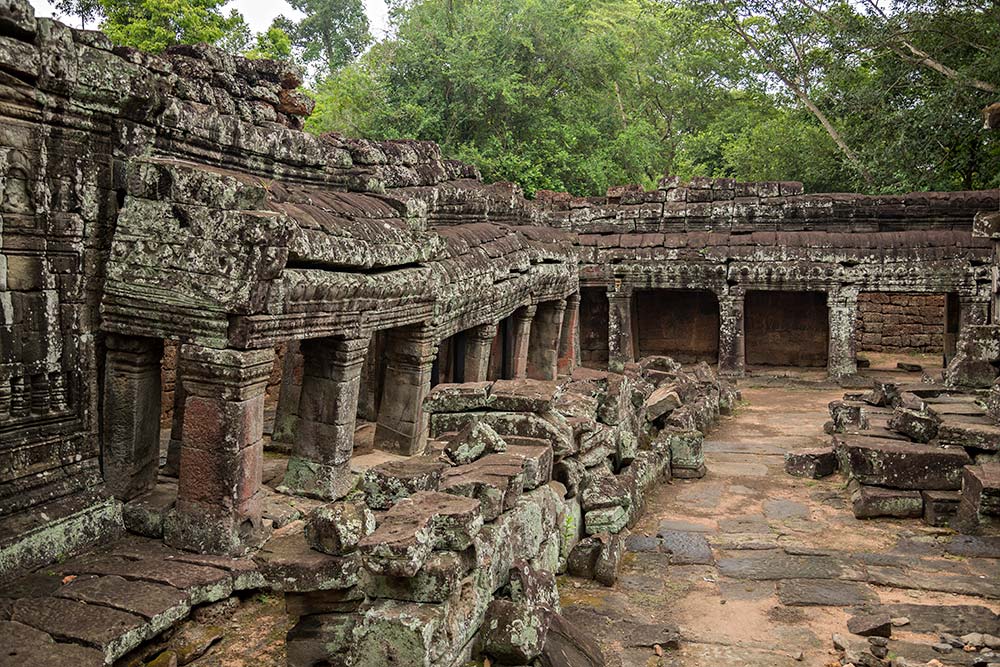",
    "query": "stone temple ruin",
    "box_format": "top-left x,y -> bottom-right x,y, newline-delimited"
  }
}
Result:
1,3 -> 999,667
